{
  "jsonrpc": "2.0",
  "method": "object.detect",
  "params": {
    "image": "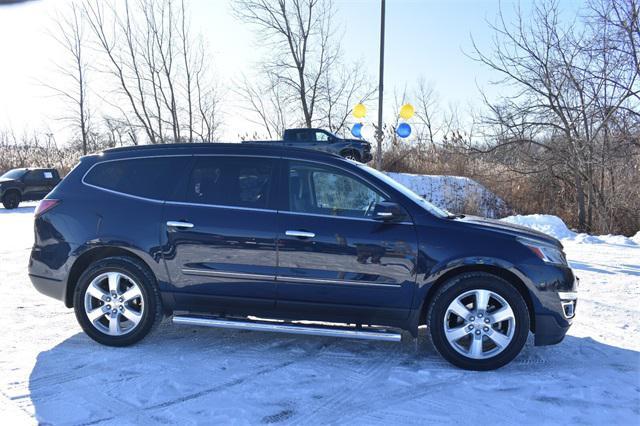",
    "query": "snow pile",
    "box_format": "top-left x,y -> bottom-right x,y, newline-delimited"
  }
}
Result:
386,172 -> 508,218
573,233 -> 604,244
500,214 -> 576,239
501,213 -> 638,245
